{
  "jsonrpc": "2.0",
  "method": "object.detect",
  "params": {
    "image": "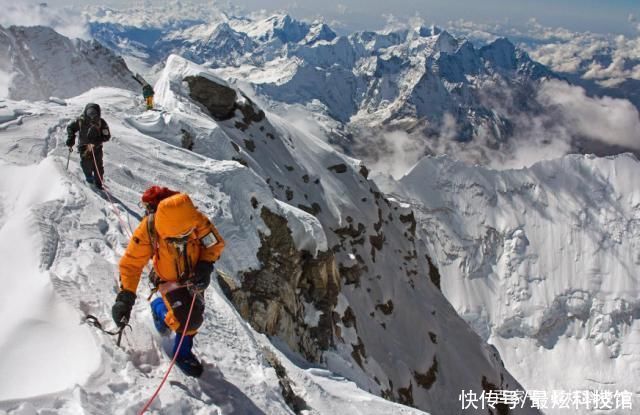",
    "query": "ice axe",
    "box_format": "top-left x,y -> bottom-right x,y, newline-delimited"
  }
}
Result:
83,314 -> 130,348
65,147 -> 72,170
